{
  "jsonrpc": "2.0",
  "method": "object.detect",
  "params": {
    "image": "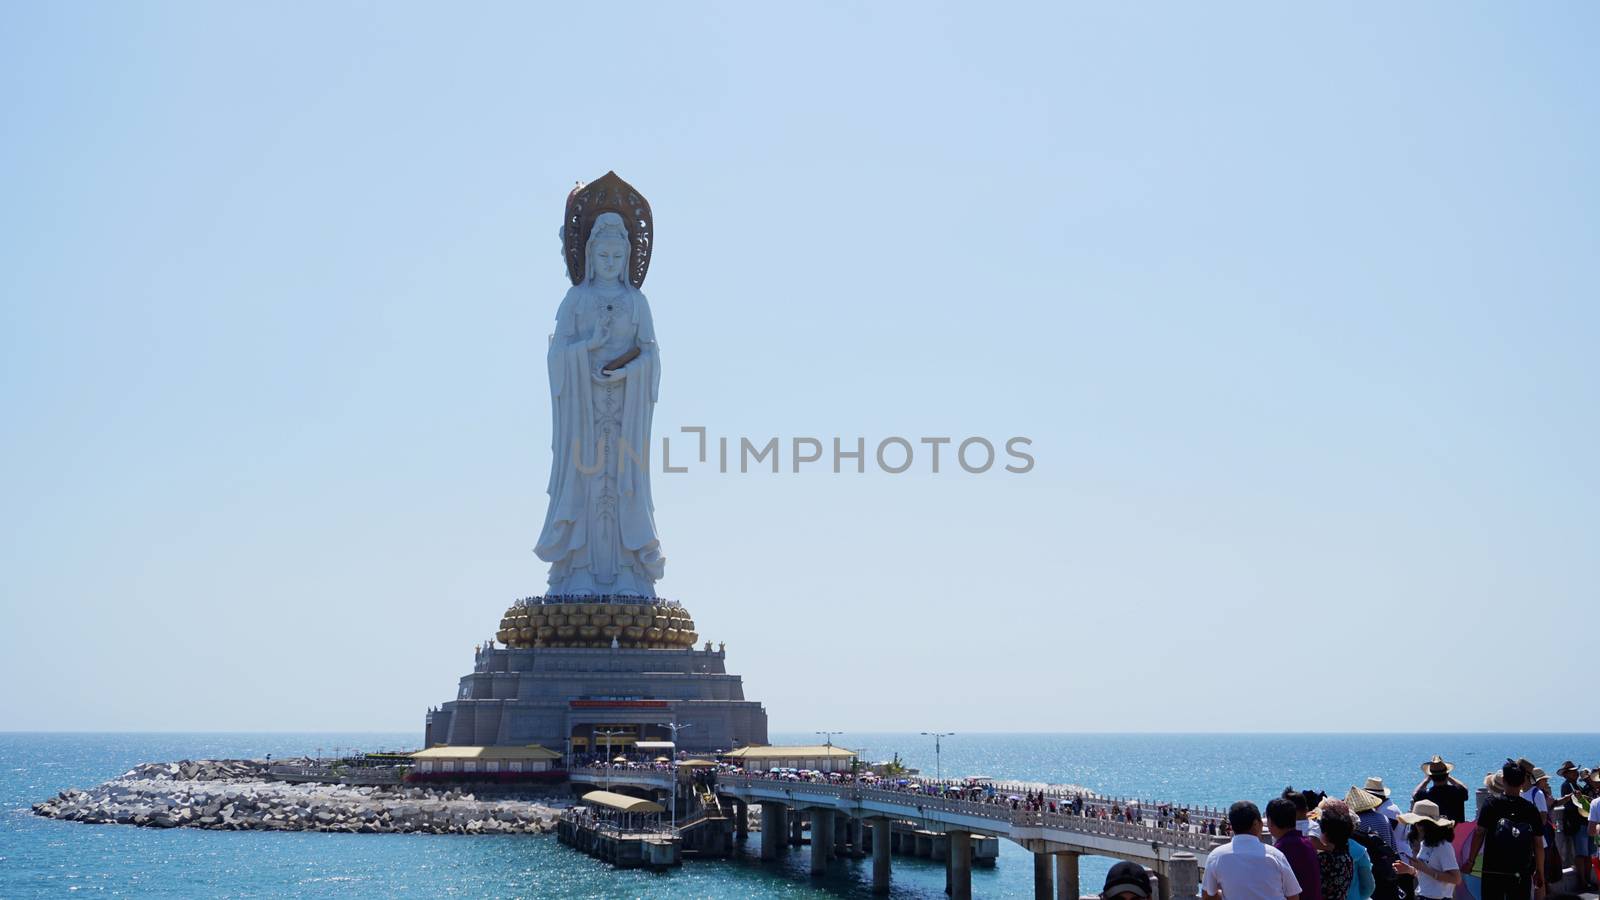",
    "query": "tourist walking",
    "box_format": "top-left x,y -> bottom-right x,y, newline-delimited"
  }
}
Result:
1412,756 -> 1470,824
1202,801 -> 1303,900
1461,762 -> 1545,900
1268,798 -> 1323,900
